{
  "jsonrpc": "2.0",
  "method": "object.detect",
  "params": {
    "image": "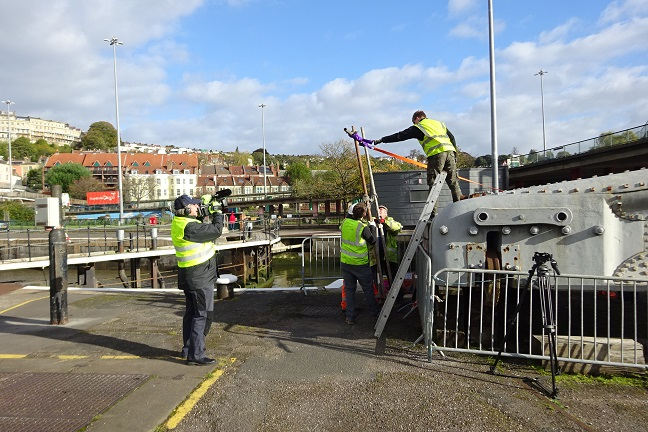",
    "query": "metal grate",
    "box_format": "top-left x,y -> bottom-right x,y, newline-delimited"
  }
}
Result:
0,372 -> 149,432
301,306 -> 341,317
